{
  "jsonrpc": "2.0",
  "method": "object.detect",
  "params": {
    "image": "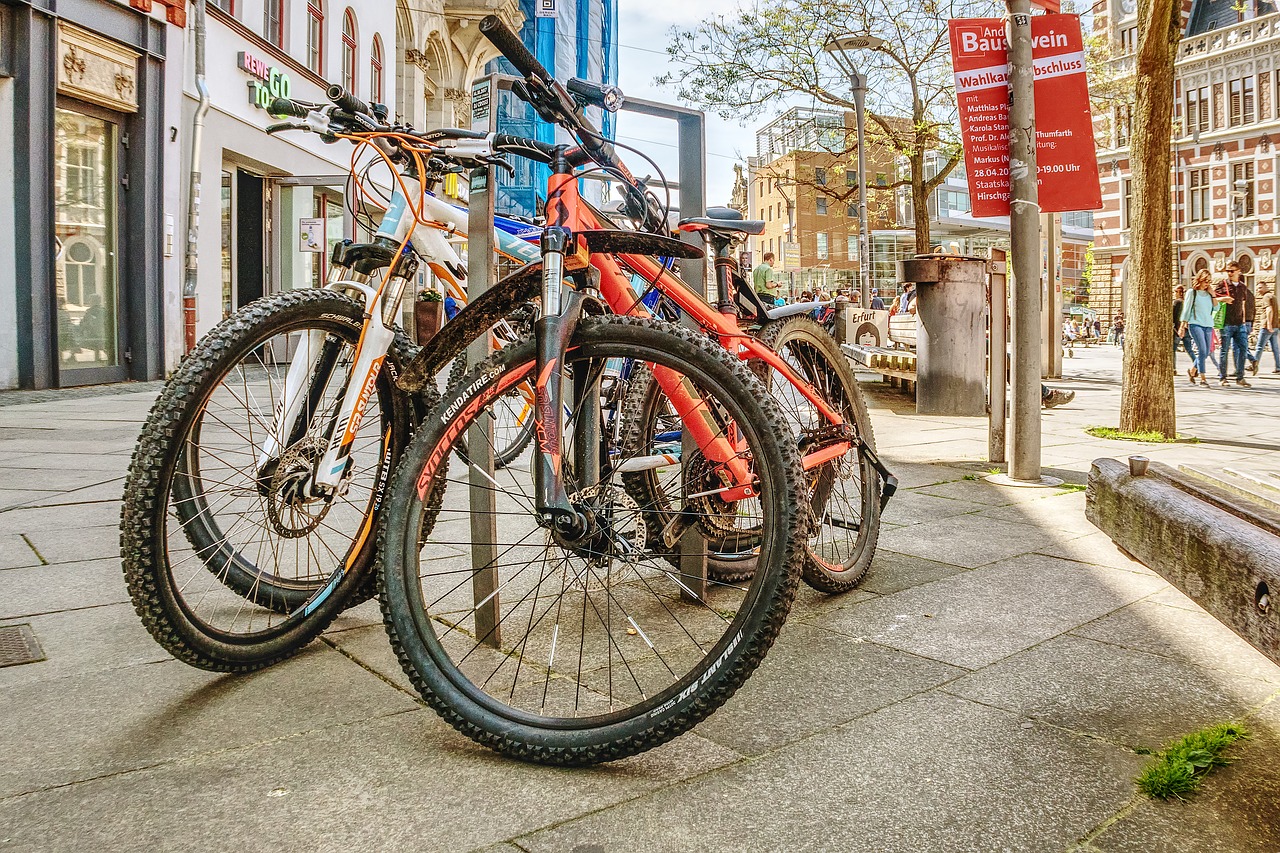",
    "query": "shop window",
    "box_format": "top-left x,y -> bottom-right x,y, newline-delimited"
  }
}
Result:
370,35 -> 384,104
54,108 -> 118,371
265,0 -> 285,48
307,0 -> 324,75
342,9 -> 358,94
